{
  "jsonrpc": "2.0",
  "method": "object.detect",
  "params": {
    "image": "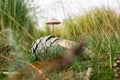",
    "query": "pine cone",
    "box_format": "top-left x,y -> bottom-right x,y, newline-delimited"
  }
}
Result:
114,56 -> 120,80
